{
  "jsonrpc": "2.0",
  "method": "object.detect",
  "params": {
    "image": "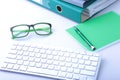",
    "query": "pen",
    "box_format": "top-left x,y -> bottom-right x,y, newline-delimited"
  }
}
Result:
74,27 -> 96,51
